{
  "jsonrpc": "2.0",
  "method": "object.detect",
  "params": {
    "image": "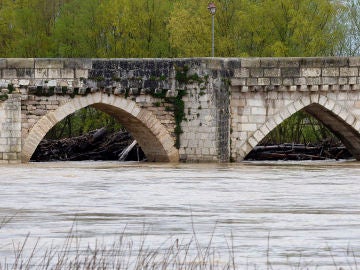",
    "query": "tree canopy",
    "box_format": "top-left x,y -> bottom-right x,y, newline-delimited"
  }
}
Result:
0,0 -> 355,58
